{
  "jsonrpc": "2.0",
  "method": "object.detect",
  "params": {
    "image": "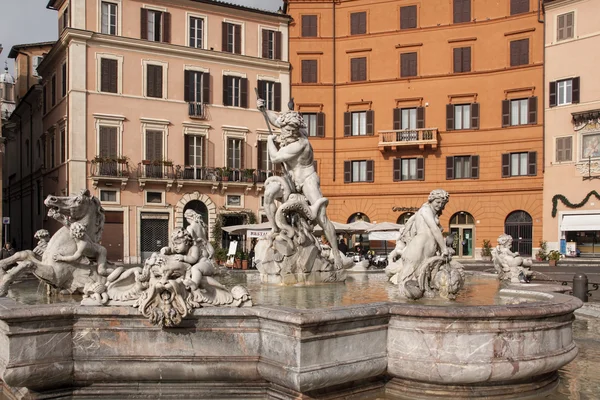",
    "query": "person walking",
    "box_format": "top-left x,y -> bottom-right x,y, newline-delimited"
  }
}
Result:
1,242 -> 16,260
